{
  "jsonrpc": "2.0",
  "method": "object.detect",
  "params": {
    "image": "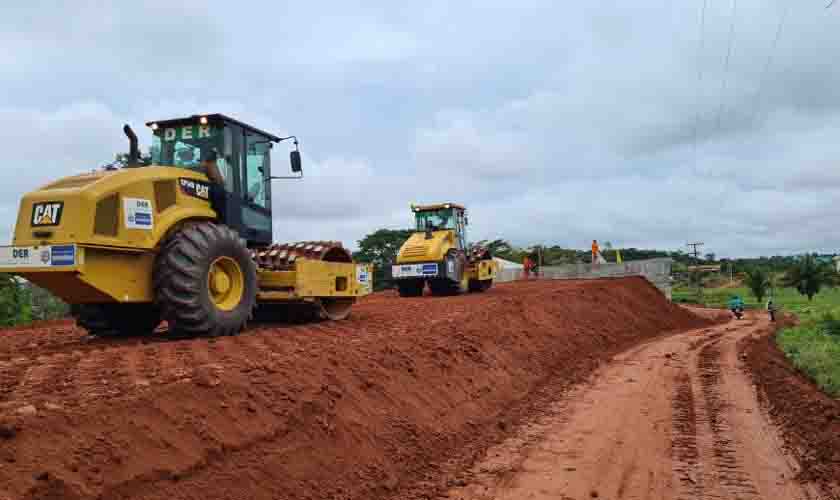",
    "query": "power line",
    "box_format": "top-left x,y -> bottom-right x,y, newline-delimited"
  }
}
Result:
714,0 -> 739,135
691,0 -> 710,172
748,3 -> 790,128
